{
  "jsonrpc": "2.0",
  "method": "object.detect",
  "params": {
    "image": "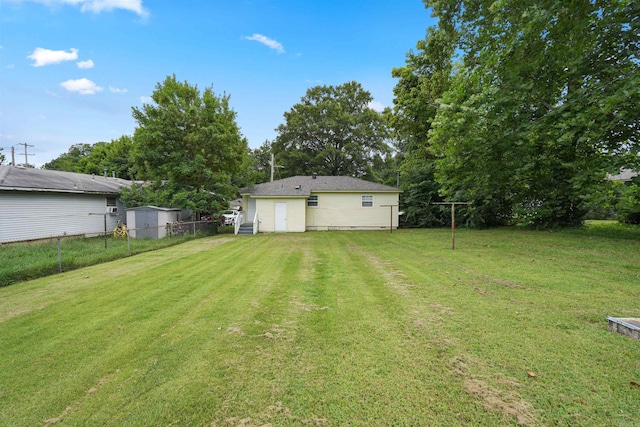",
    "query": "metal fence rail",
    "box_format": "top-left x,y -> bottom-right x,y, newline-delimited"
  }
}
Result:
0,220 -> 226,286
